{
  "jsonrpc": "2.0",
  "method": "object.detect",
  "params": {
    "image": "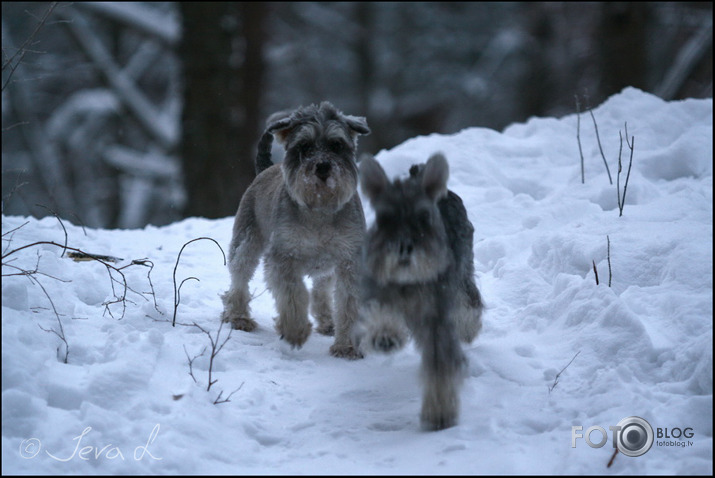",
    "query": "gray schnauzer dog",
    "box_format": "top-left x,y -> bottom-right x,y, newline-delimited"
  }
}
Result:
357,152 -> 483,430
221,102 -> 370,359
